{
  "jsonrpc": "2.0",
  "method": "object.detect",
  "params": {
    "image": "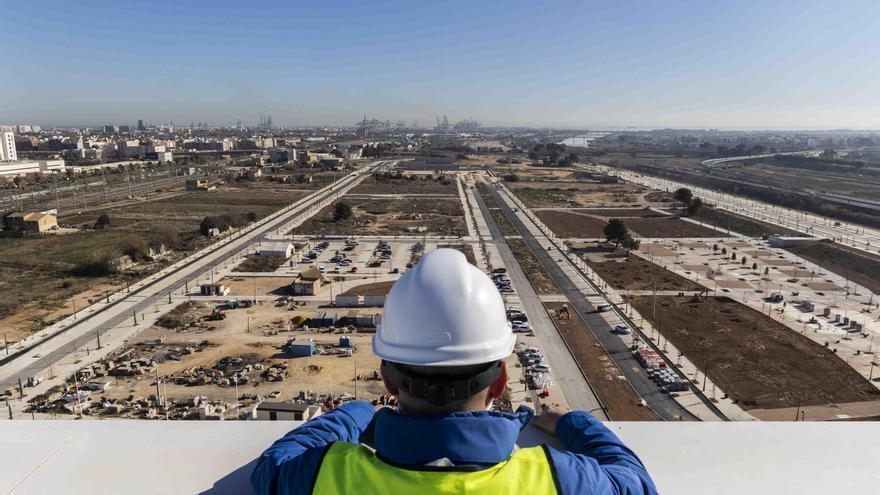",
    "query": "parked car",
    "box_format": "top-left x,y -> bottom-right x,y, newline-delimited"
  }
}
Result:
529,364 -> 552,374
